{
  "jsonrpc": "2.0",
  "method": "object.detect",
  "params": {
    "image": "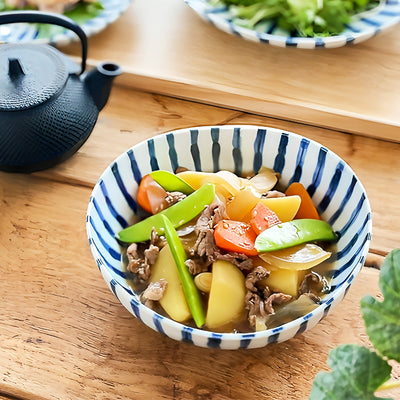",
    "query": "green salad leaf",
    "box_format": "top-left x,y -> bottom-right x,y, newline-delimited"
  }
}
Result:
309,344 -> 392,400
64,1 -> 104,24
360,249 -> 400,362
310,249 -> 400,399
212,0 -> 381,37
